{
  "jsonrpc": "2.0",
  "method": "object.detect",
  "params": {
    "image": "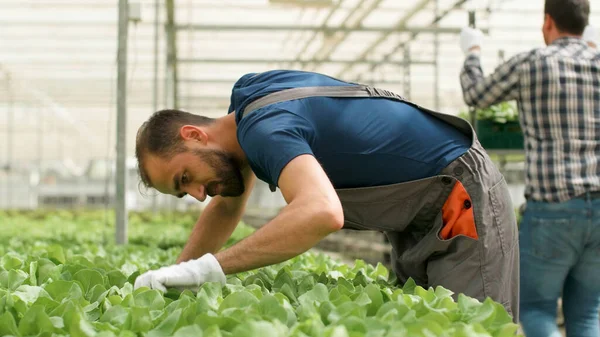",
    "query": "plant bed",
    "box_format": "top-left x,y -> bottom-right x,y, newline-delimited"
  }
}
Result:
0,210 -> 521,337
476,119 -> 524,150
460,102 -> 524,150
